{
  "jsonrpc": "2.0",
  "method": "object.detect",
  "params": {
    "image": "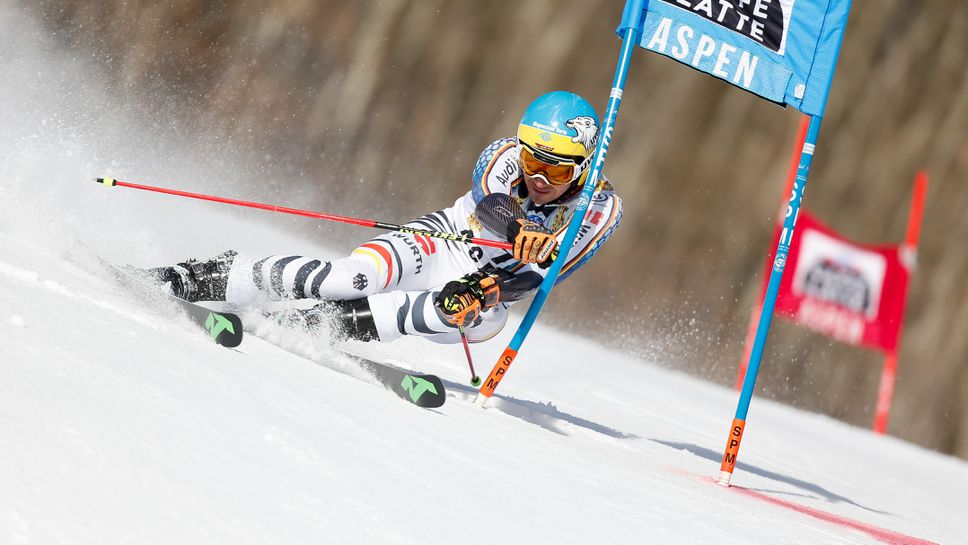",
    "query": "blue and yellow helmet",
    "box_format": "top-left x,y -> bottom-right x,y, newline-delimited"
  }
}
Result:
517,91 -> 600,163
